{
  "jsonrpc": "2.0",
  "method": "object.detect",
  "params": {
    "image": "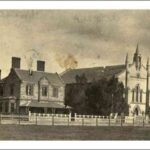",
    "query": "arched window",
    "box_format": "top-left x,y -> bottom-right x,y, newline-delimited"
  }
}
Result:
133,84 -> 142,103
132,90 -> 135,102
140,90 -> 143,103
136,85 -> 140,102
